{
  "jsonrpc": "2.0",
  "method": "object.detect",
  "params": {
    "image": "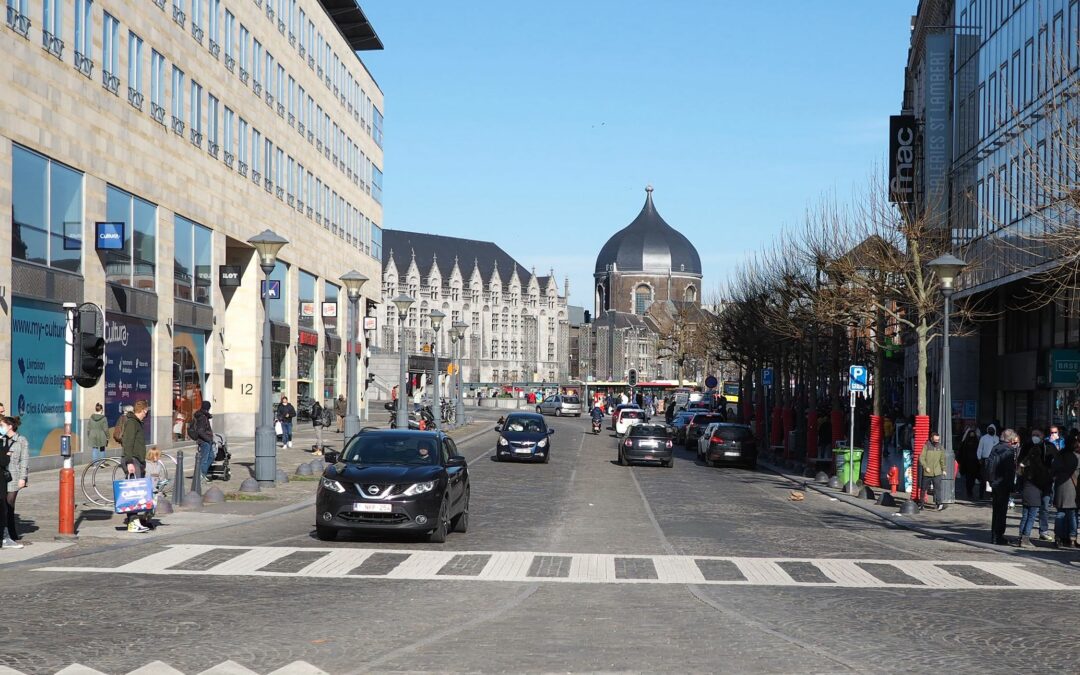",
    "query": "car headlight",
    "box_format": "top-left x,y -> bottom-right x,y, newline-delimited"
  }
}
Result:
403,480 -> 436,496
498,437 -> 508,446
320,477 -> 346,493
538,438 -> 548,448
